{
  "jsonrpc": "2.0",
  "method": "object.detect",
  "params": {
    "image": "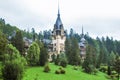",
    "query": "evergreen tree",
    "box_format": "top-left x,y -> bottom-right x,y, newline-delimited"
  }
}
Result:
11,30 -> 24,55
59,52 -> 68,67
109,51 -> 116,66
113,55 -> 120,80
65,37 -> 80,65
39,44 -> 48,66
82,45 -> 96,74
2,44 -> 26,80
27,42 -> 40,66
65,38 -> 71,63
107,66 -> 111,75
